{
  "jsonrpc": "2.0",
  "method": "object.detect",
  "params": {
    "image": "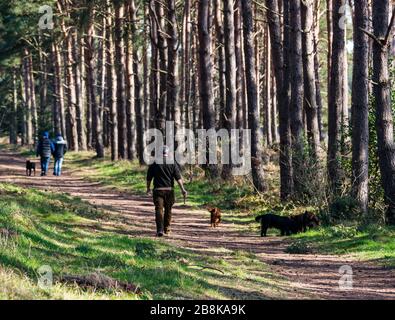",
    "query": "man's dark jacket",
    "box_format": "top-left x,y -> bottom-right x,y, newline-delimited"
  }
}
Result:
36,134 -> 55,158
147,162 -> 182,189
